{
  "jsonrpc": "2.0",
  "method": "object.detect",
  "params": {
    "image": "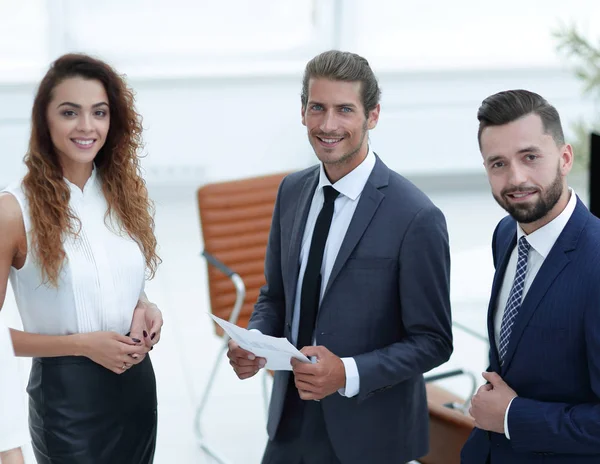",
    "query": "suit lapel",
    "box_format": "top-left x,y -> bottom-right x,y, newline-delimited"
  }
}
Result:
285,170 -> 319,324
501,198 -> 587,373
488,229 -> 516,372
321,156 -> 388,305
